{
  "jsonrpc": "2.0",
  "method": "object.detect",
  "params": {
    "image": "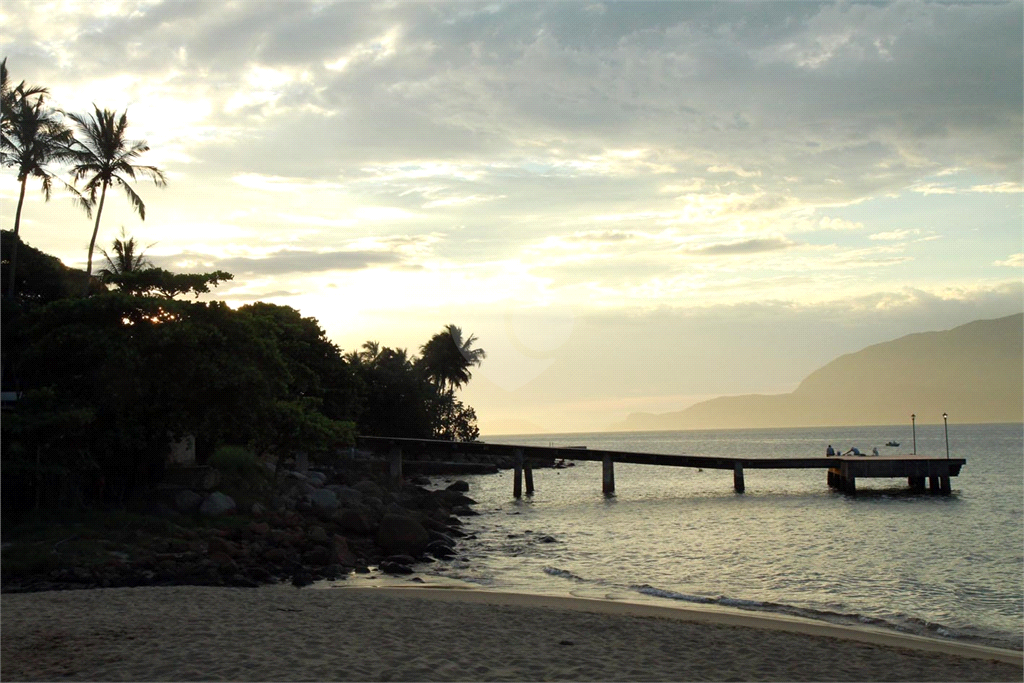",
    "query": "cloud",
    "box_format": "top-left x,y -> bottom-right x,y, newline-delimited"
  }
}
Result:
994,253 -> 1024,268
869,229 -> 920,241
685,237 -> 797,256
154,249 -> 404,276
